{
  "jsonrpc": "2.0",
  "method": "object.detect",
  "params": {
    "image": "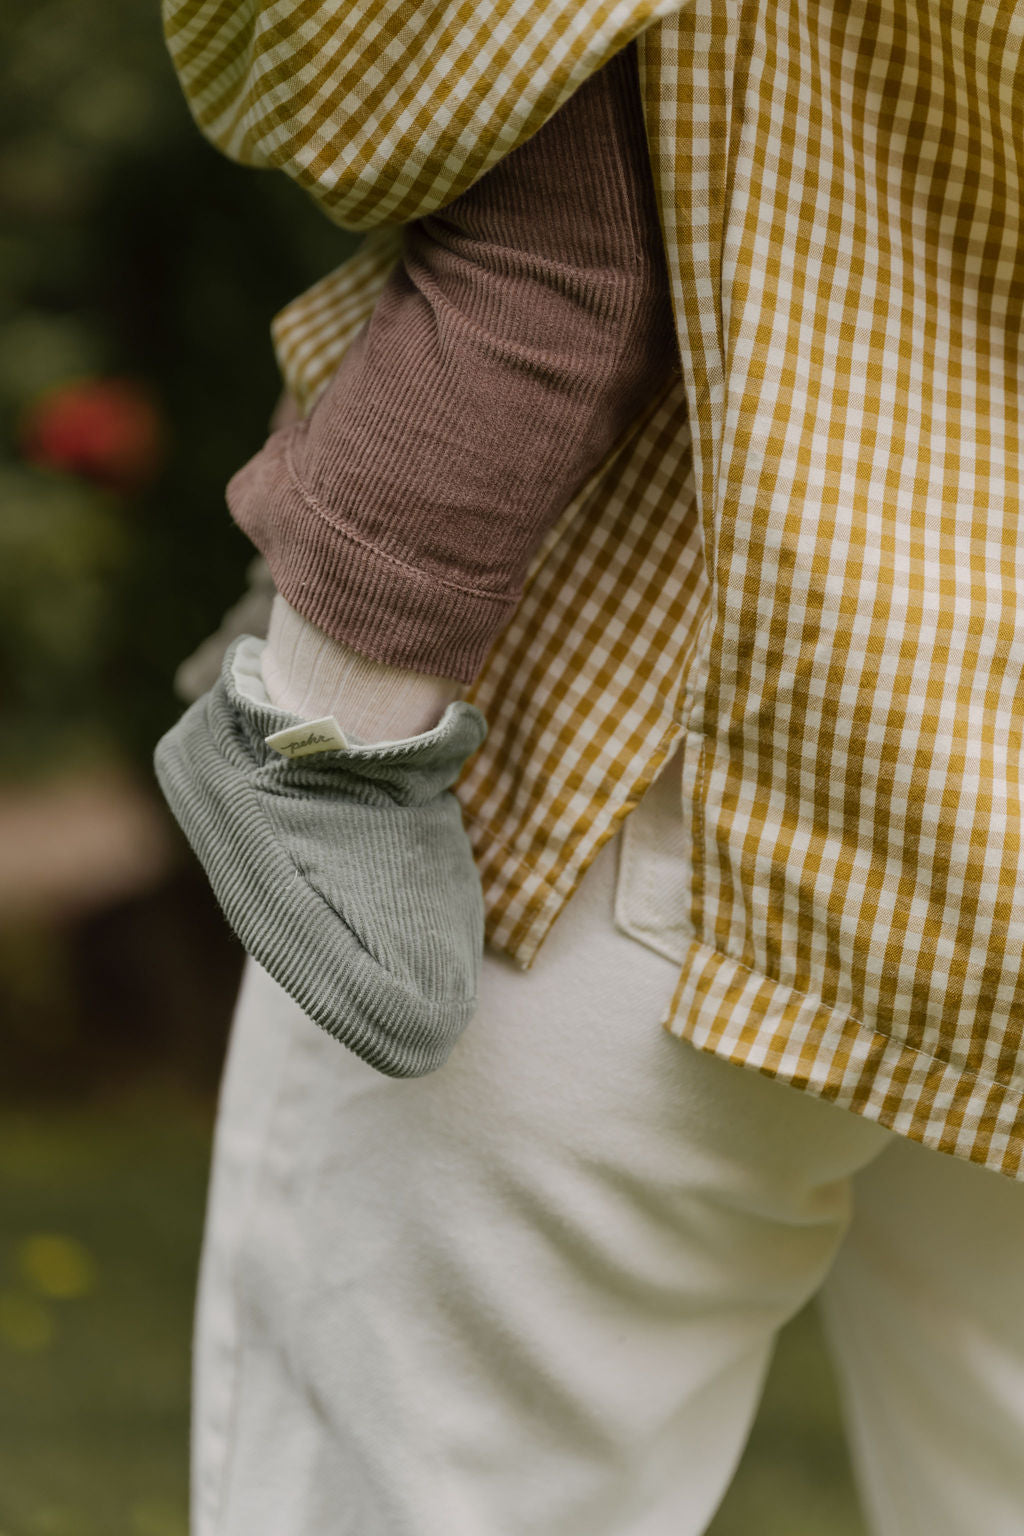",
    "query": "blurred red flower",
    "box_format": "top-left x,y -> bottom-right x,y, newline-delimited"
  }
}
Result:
20,379 -> 165,495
